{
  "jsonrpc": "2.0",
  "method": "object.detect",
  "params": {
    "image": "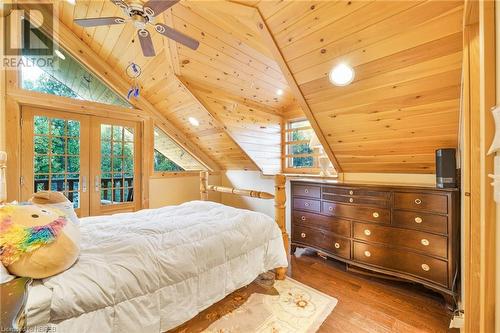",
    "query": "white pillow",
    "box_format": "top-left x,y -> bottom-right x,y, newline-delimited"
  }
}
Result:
1,263 -> 15,283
